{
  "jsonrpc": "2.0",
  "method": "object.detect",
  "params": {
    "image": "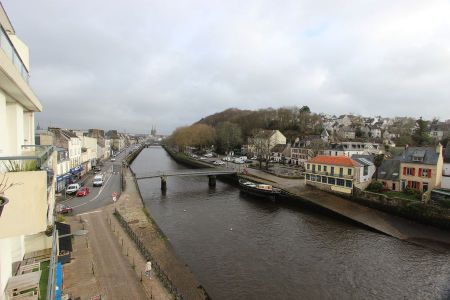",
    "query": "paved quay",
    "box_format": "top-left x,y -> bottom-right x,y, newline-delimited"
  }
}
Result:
117,167 -> 209,300
242,168 -> 450,251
